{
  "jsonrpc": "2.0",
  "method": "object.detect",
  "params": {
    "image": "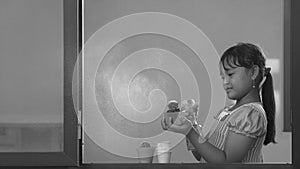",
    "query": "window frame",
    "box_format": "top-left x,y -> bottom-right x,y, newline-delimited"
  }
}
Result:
284,0 -> 292,132
1,0 -> 299,168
